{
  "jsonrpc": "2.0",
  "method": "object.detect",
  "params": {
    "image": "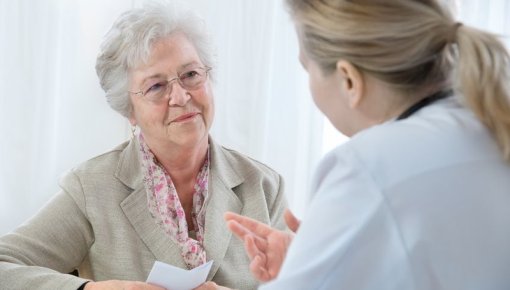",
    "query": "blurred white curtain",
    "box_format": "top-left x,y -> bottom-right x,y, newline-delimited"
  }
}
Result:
0,0 -> 135,234
0,0 -> 321,234
456,0 -> 510,48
